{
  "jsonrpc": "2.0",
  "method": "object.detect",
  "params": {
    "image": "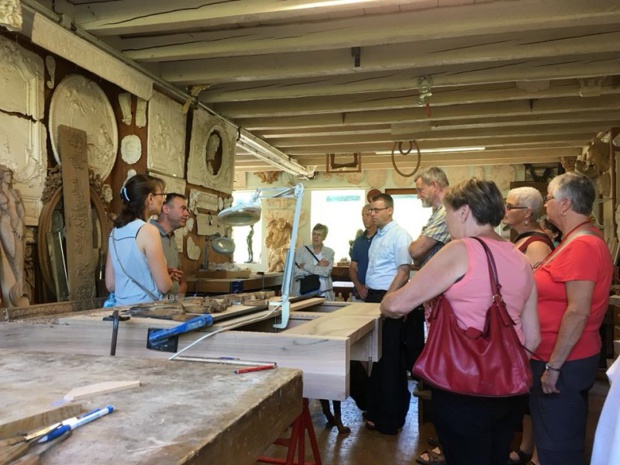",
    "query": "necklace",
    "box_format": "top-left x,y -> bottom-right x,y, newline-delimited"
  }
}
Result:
561,220 -> 592,242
